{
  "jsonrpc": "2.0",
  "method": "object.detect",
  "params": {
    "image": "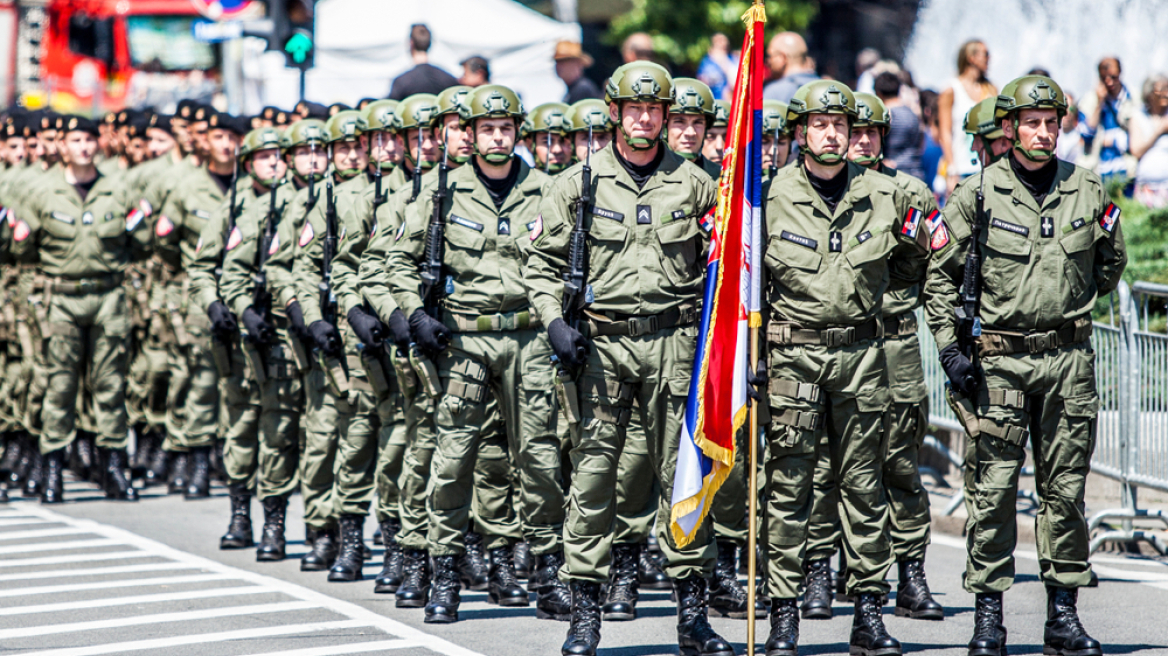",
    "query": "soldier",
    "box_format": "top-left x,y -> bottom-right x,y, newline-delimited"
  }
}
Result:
702,100 -> 730,165
152,112 -> 249,499
761,100 -> 792,177
966,97 -> 1012,167
755,81 -> 929,656
189,126 -> 291,557
667,78 -> 722,180
523,102 -> 572,175
925,75 -> 1123,656
9,115 -> 151,503
799,91 -> 944,624
526,61 -> 731,656
563,100 -> 615,162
